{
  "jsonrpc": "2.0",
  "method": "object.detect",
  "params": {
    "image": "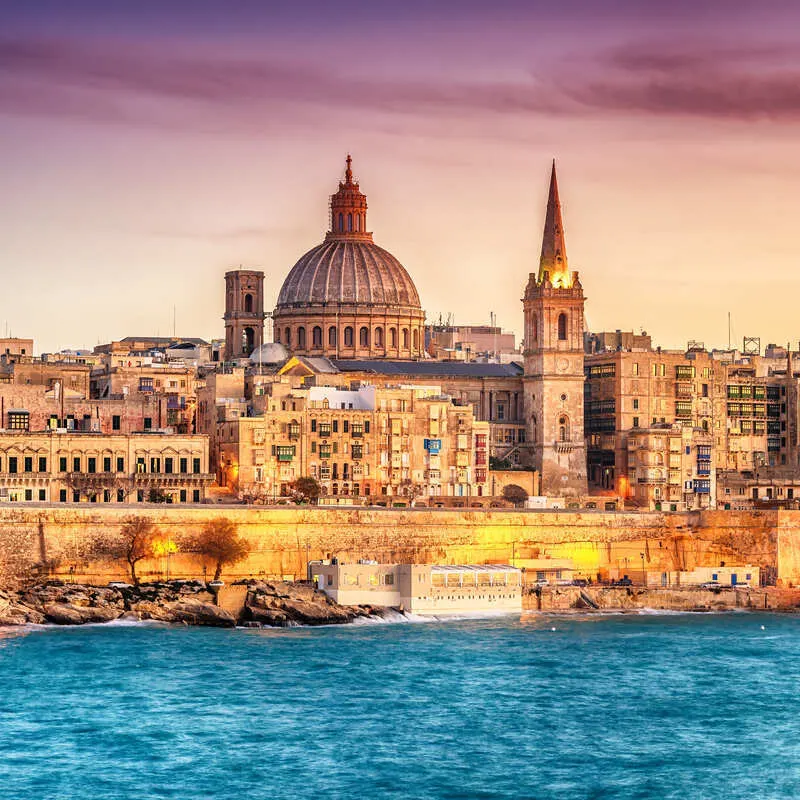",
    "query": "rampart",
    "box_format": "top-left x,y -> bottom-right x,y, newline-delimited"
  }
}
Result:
1,505 -> 798,588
